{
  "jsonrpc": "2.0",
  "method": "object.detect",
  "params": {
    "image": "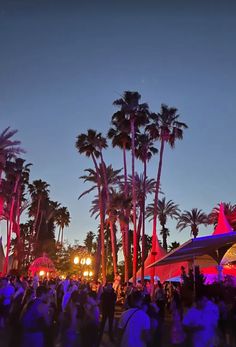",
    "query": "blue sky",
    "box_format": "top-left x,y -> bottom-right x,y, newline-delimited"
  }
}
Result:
1,0 -> 236,249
